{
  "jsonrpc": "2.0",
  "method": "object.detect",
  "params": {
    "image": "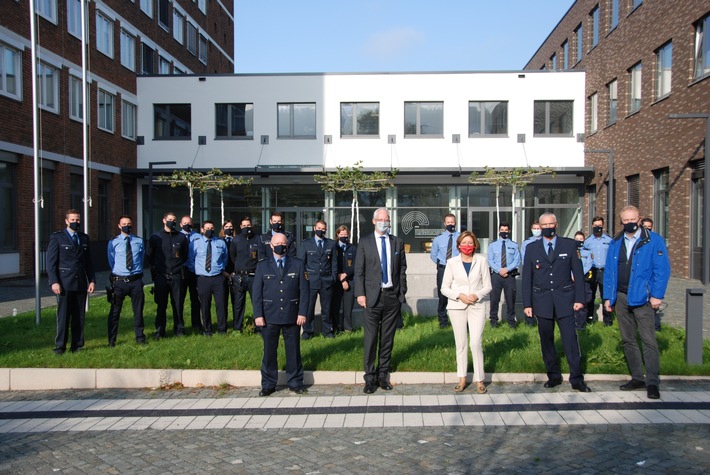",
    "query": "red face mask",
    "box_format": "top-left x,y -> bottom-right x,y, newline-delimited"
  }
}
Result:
459,245 -> 475,255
